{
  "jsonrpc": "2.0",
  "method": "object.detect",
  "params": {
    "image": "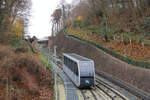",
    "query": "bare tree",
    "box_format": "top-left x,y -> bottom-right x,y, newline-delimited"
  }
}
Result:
51,8 -> 62,34
0,0 -> 31,38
